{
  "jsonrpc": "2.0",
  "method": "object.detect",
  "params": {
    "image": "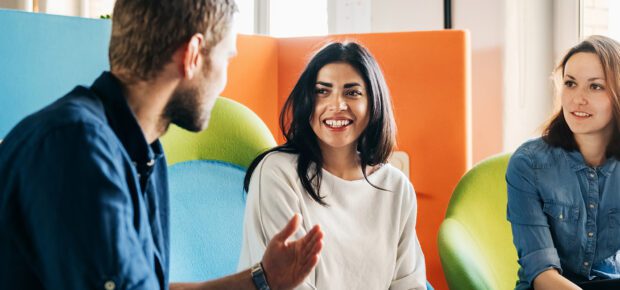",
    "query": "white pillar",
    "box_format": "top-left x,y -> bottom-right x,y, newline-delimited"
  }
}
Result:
503,0 -> 555,152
